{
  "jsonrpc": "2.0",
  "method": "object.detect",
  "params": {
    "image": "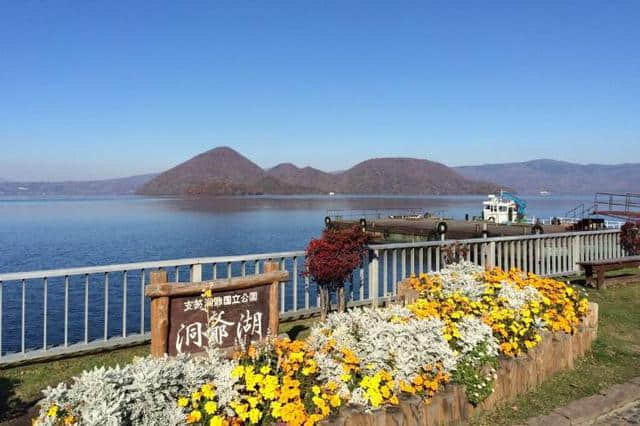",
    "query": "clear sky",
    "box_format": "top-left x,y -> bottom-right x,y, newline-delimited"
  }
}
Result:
1,1 -> 639,181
